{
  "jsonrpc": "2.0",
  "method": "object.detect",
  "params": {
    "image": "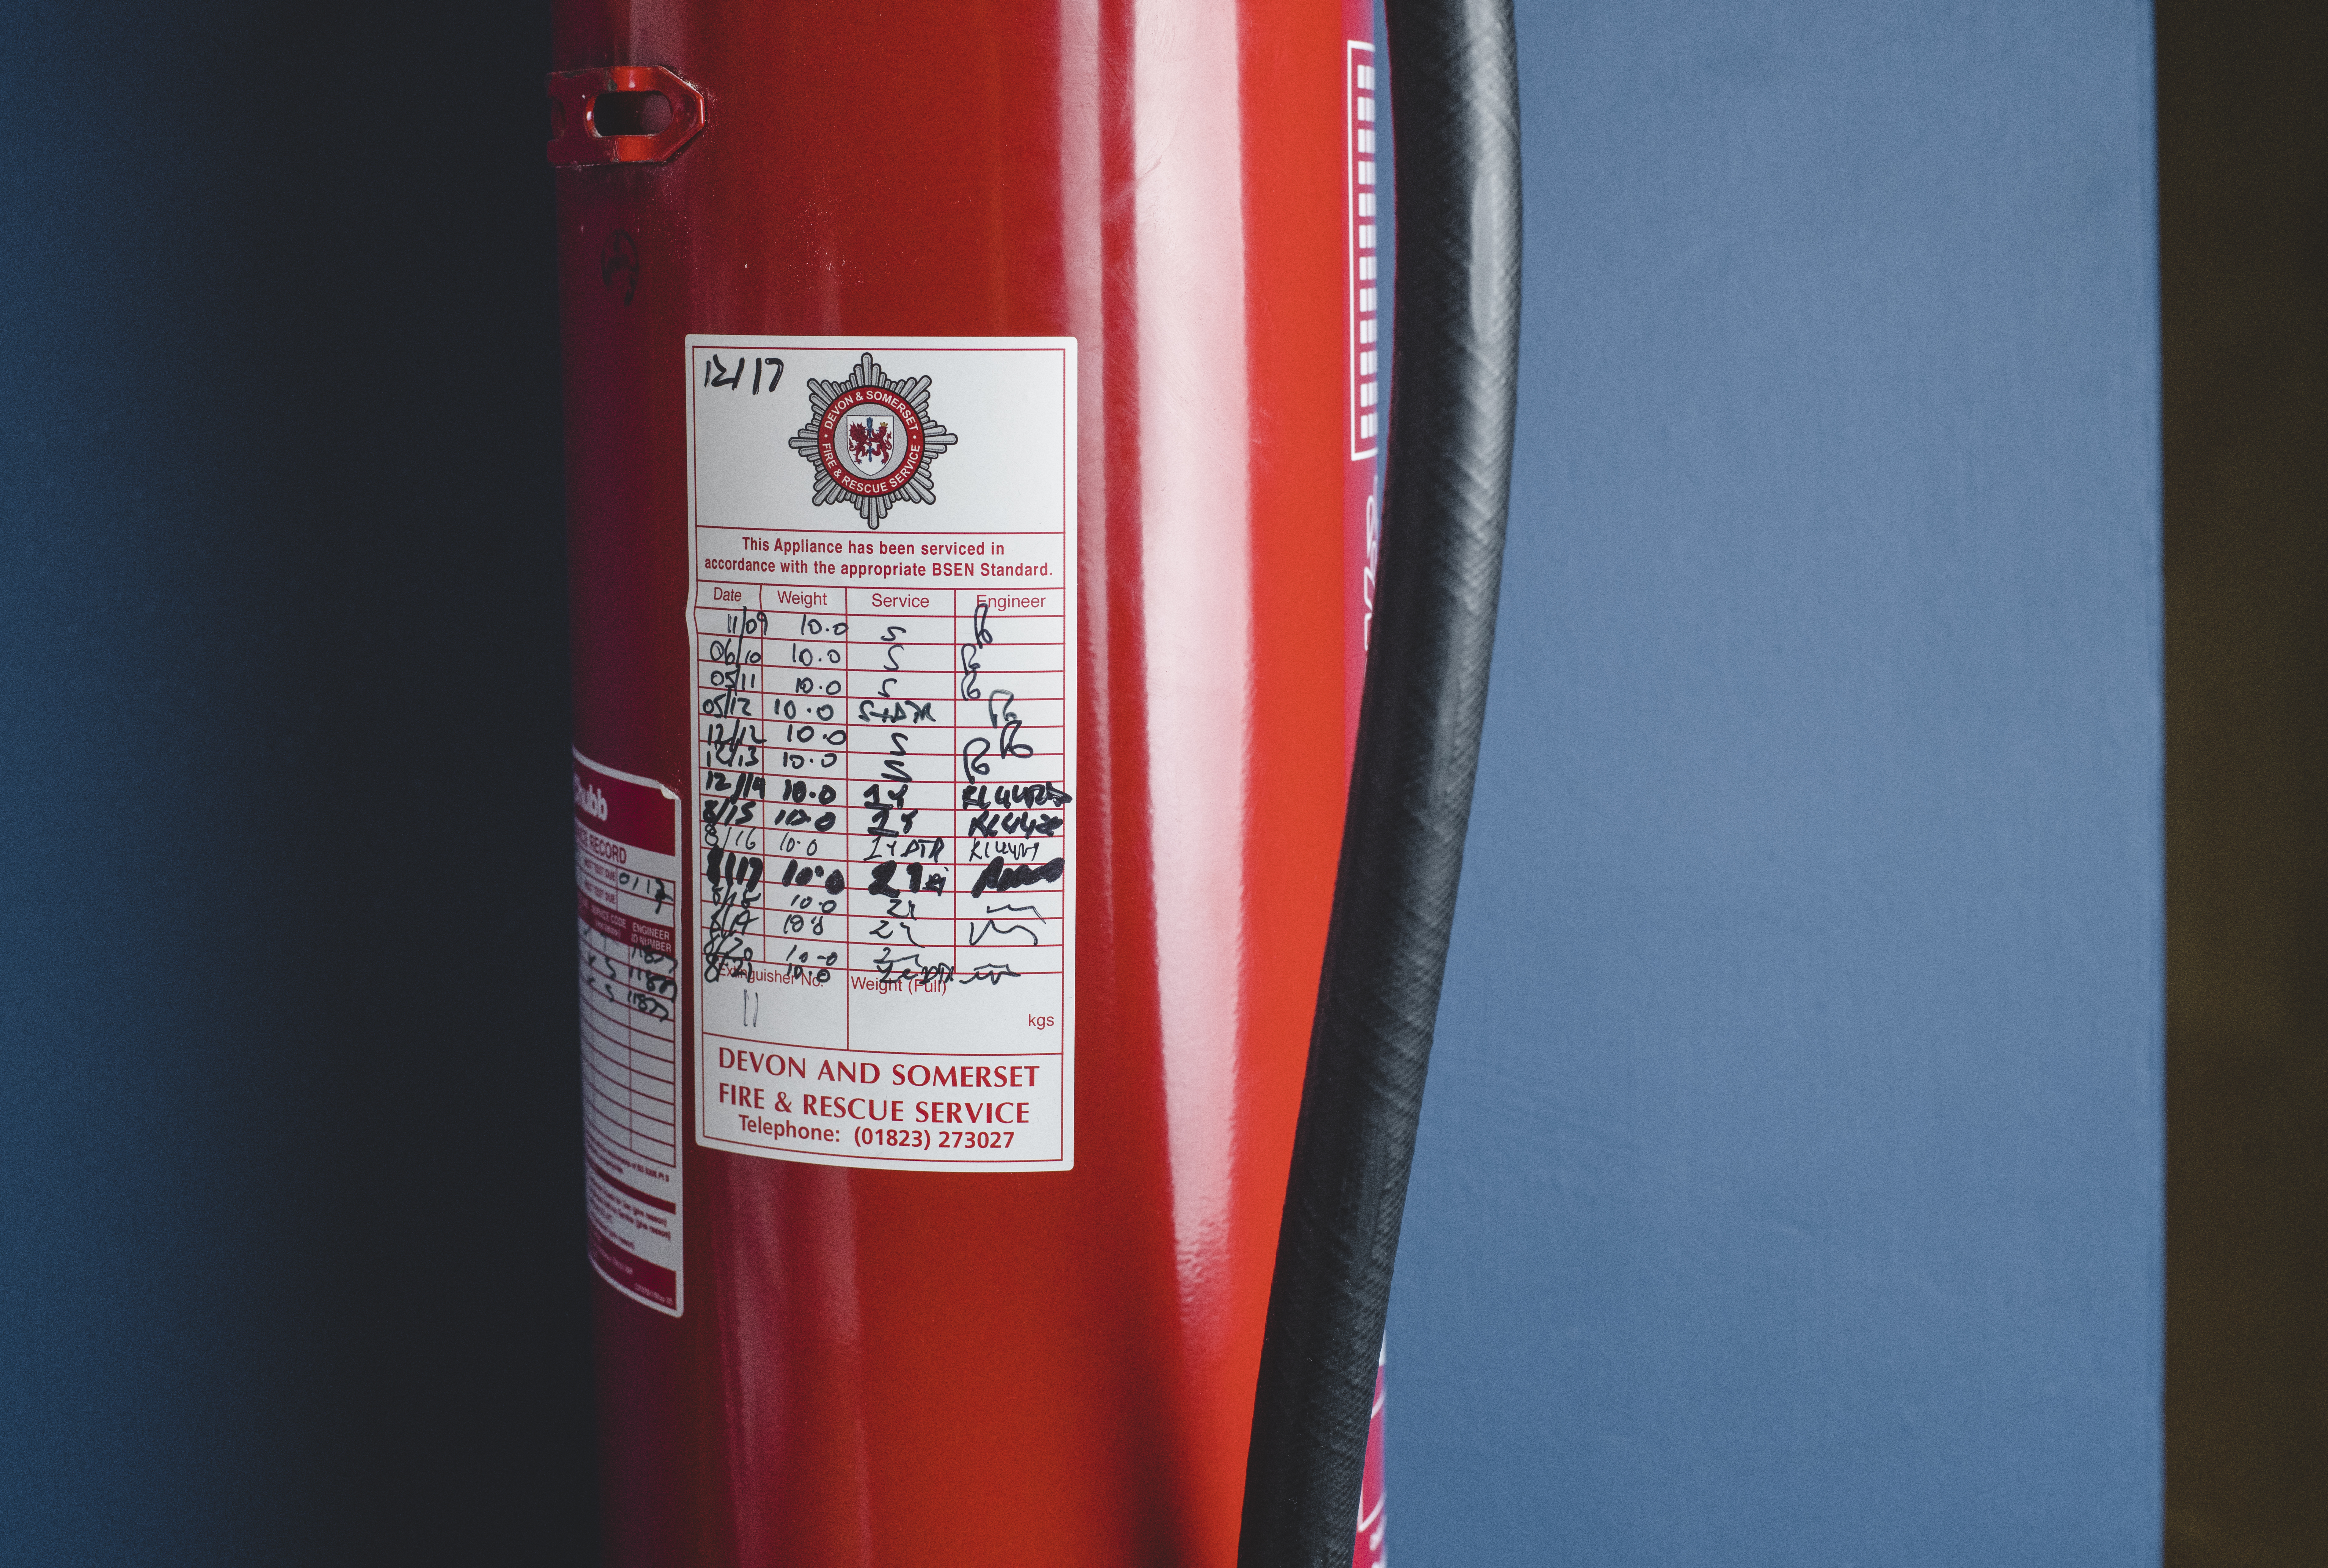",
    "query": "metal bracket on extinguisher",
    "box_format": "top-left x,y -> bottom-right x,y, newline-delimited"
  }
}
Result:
545,66 -> 707,166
